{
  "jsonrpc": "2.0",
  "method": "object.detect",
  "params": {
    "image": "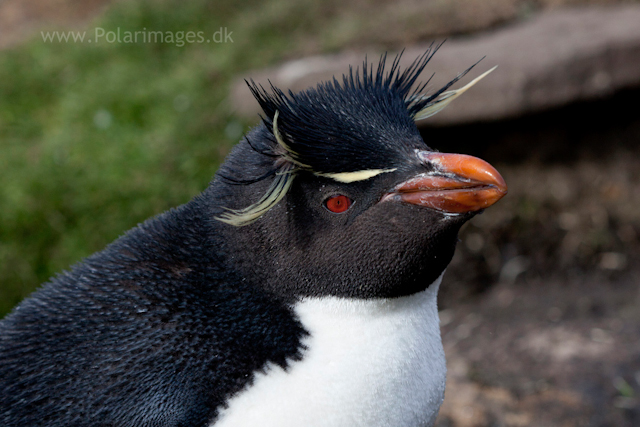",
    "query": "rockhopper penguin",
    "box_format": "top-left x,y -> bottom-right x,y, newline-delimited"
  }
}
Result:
0,47 -> 506,427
